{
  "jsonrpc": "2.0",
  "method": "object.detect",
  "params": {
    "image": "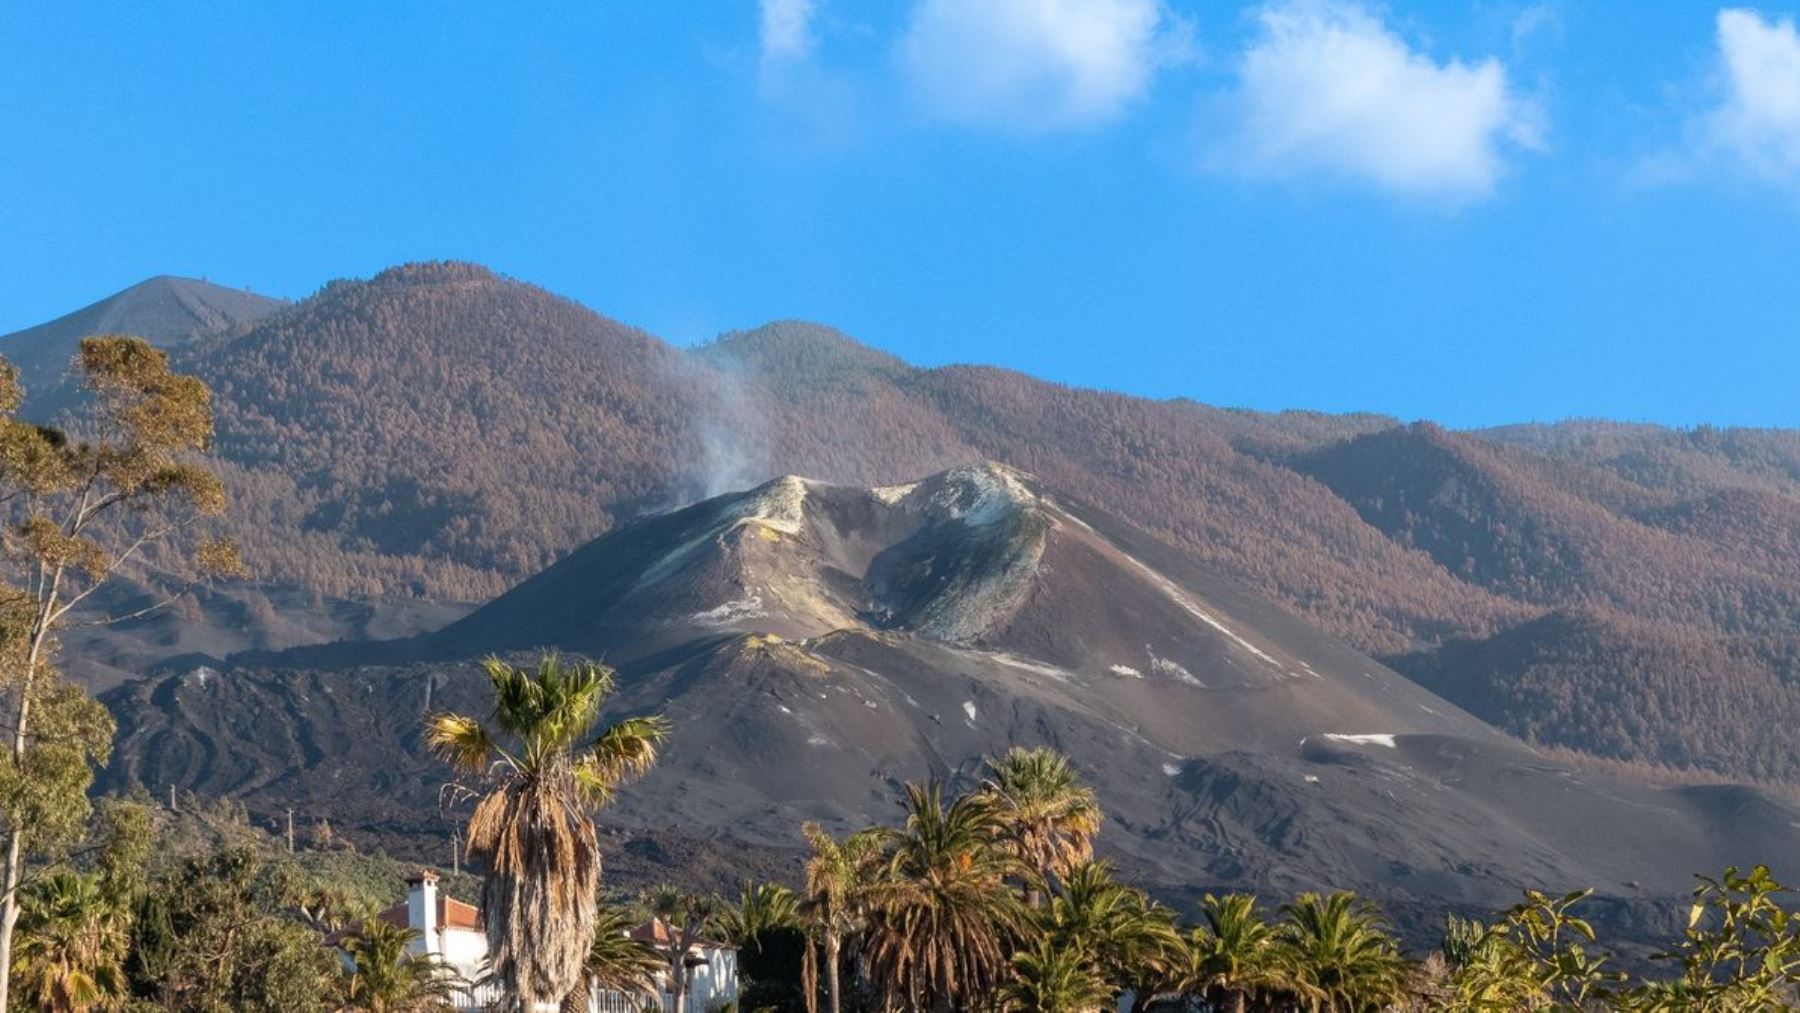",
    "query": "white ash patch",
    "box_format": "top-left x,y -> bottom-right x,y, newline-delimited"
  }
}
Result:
1304,774 -> 1321,784
864,700 -> 879,709
185,665 -> 217,688
1161,762 -> 1182,776
1324,733 -> 1398,748
871,481 -> 919,505
1109,664 -> 1143,678
776,704 -> 793,715
1118,550 -> 1283,669
691,593 -> 766,626
962,700 -> 979,724
806,734 -> 832,747
933,464 -> 1036,527
1149,651 -> 1205,688
1053,506 -> 1096,533
985,651 -> 1073,682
